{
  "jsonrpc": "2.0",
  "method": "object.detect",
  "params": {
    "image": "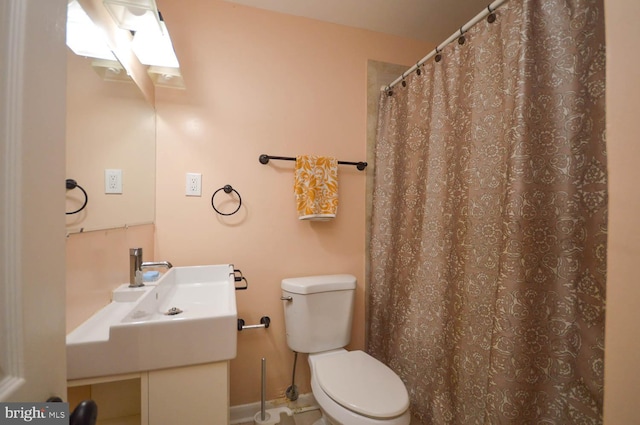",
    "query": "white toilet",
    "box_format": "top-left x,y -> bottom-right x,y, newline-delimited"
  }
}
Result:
281,274 -> 411,425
